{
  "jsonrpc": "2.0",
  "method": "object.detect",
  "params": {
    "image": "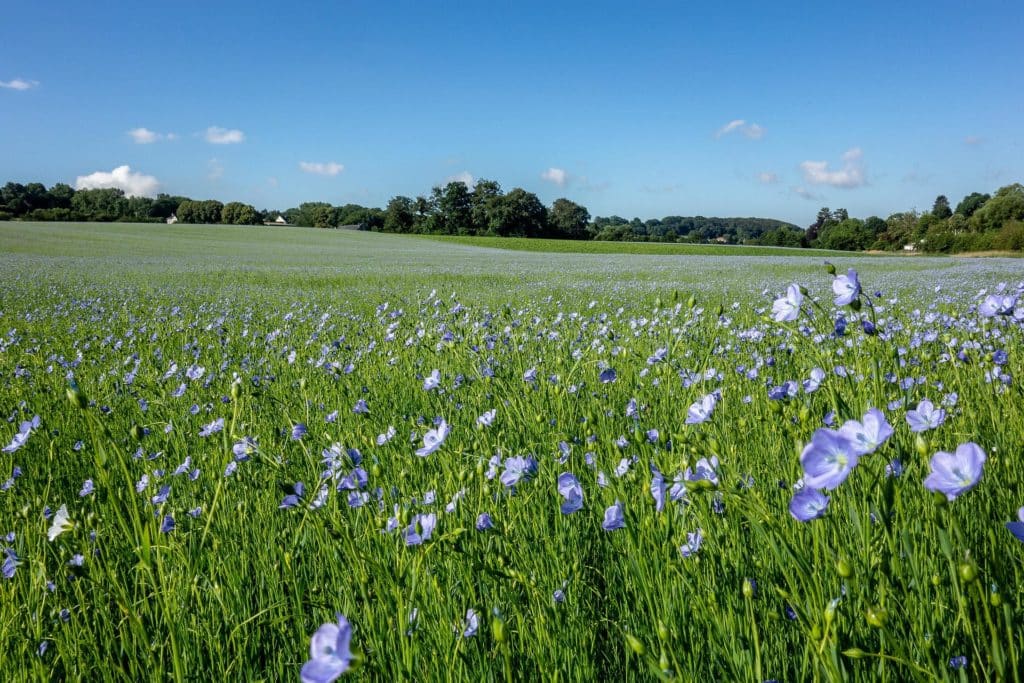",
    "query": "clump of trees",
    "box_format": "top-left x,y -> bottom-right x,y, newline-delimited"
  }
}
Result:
749,183 -> 1024,253
380,180 -> 590,239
